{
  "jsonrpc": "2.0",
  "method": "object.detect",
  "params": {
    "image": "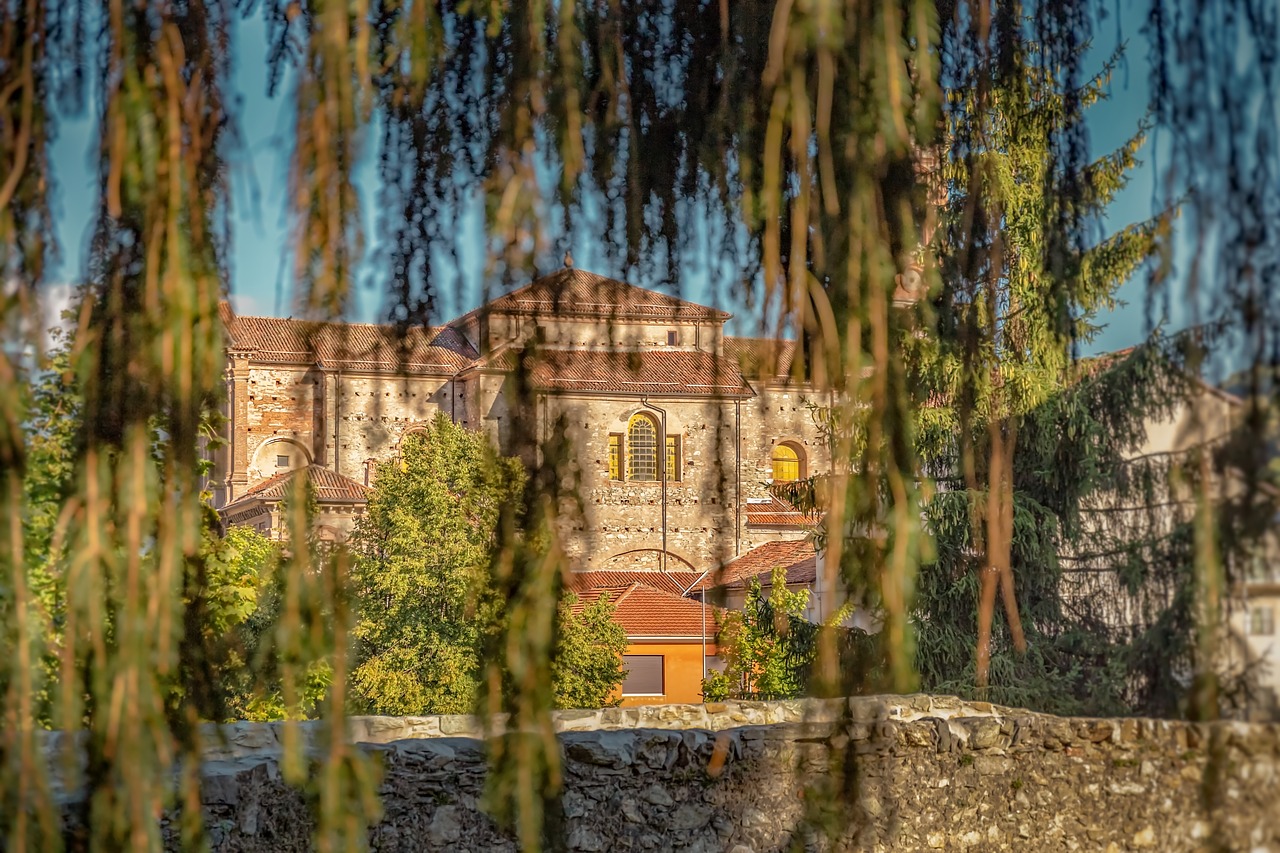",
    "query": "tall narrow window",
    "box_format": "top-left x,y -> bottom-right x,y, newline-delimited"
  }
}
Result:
666,434 -> 680,482
627,414 -> 659,481
667,329 -> 678,346
1250,605 -> 1276,636
608,434 -> 622,481
771,444 -> 801,482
